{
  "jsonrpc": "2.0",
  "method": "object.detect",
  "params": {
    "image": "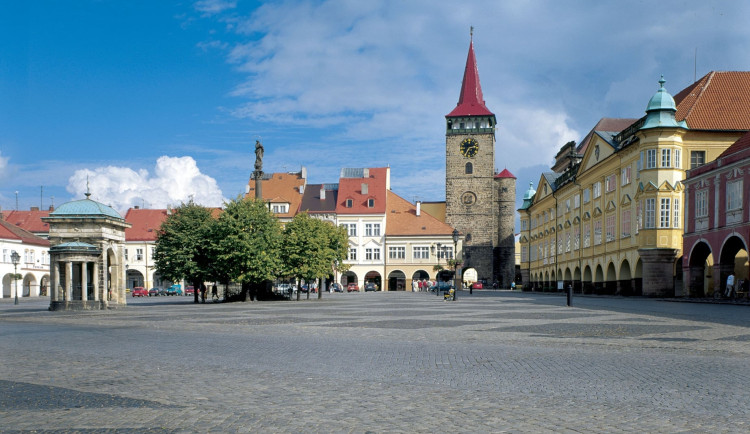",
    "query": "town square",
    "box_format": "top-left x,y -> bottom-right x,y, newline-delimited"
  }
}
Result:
3,291 -> 750,432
